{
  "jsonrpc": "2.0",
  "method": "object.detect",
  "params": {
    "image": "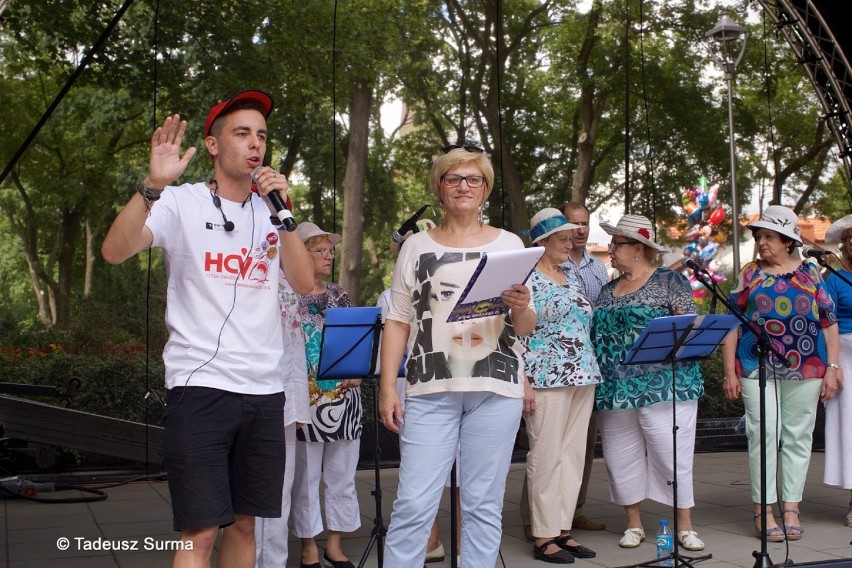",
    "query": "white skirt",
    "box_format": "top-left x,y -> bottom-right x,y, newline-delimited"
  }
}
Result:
823,333 -> 852,489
